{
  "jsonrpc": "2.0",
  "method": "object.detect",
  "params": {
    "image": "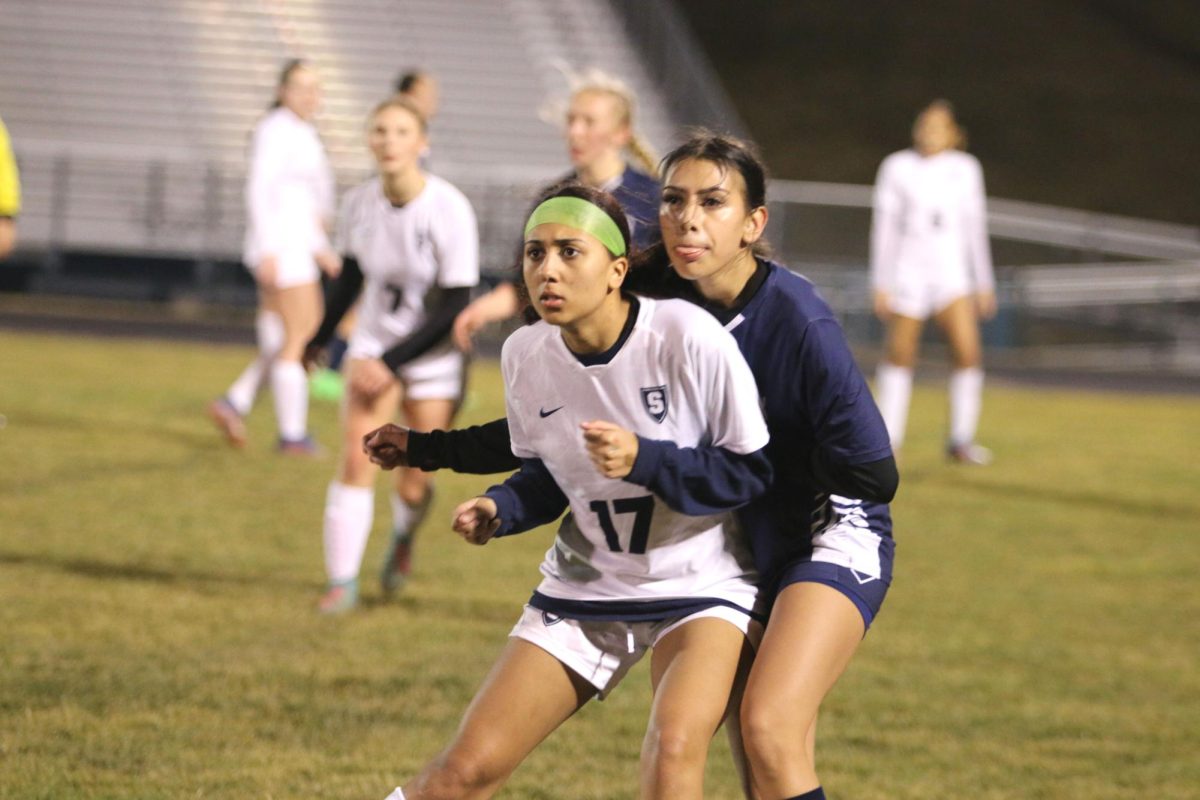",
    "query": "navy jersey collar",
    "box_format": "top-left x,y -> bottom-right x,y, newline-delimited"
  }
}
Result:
702,258 -> 771,326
